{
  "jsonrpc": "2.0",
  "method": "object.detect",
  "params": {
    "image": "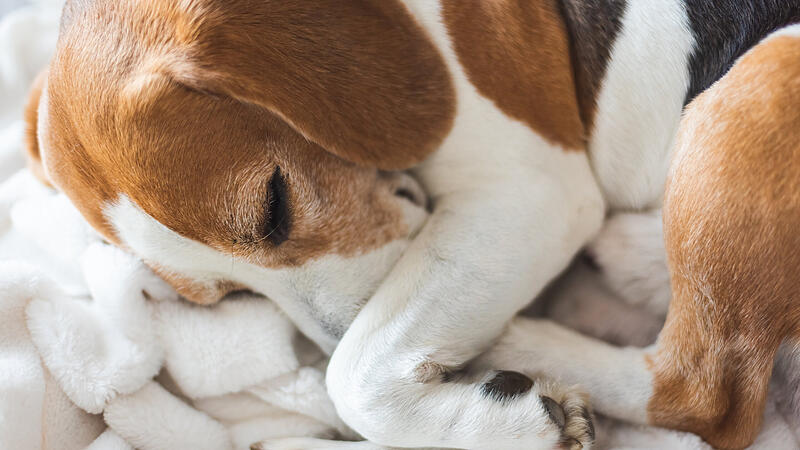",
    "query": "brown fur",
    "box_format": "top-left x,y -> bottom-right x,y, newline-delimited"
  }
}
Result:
37,0 -> 454,303
27,3 -> 799,444
441,0 -> 586,150
186,0 -> 456,171
647,34 -> 800,449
